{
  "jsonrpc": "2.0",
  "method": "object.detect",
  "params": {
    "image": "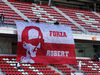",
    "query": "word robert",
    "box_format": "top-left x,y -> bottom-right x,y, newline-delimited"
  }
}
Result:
46,50 -> 69,57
